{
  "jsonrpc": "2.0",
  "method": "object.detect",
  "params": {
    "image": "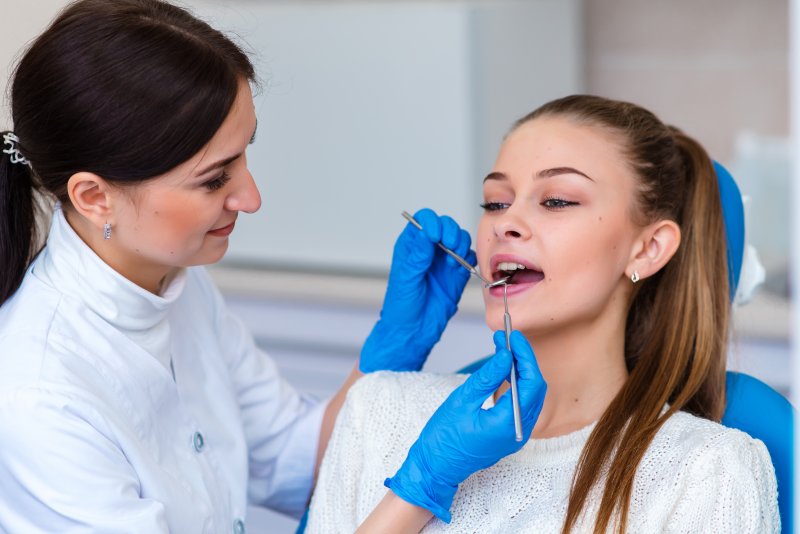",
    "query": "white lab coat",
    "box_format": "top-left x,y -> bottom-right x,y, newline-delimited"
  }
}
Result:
0,207 -> 325,533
